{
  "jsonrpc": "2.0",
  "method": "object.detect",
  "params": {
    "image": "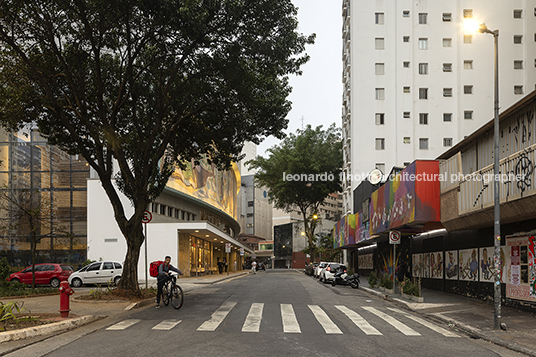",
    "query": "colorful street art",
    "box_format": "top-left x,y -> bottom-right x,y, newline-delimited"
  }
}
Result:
505,234 -> 536,302
430,251 -> 443,279
423,253 -> 430,278
358,253 -> 373,269
445,250 -> 458,280
412,253 -> 423,278
479,247 -> 494,282
459,248 -> 479,281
